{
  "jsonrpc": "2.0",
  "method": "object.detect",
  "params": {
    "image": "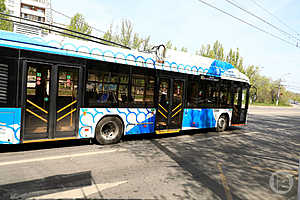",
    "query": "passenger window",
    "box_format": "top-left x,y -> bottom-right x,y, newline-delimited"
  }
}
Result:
131,74 -> 145,105
131,74 -> 155,107
187,80 -> 200,108
86,70 -> 126,107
